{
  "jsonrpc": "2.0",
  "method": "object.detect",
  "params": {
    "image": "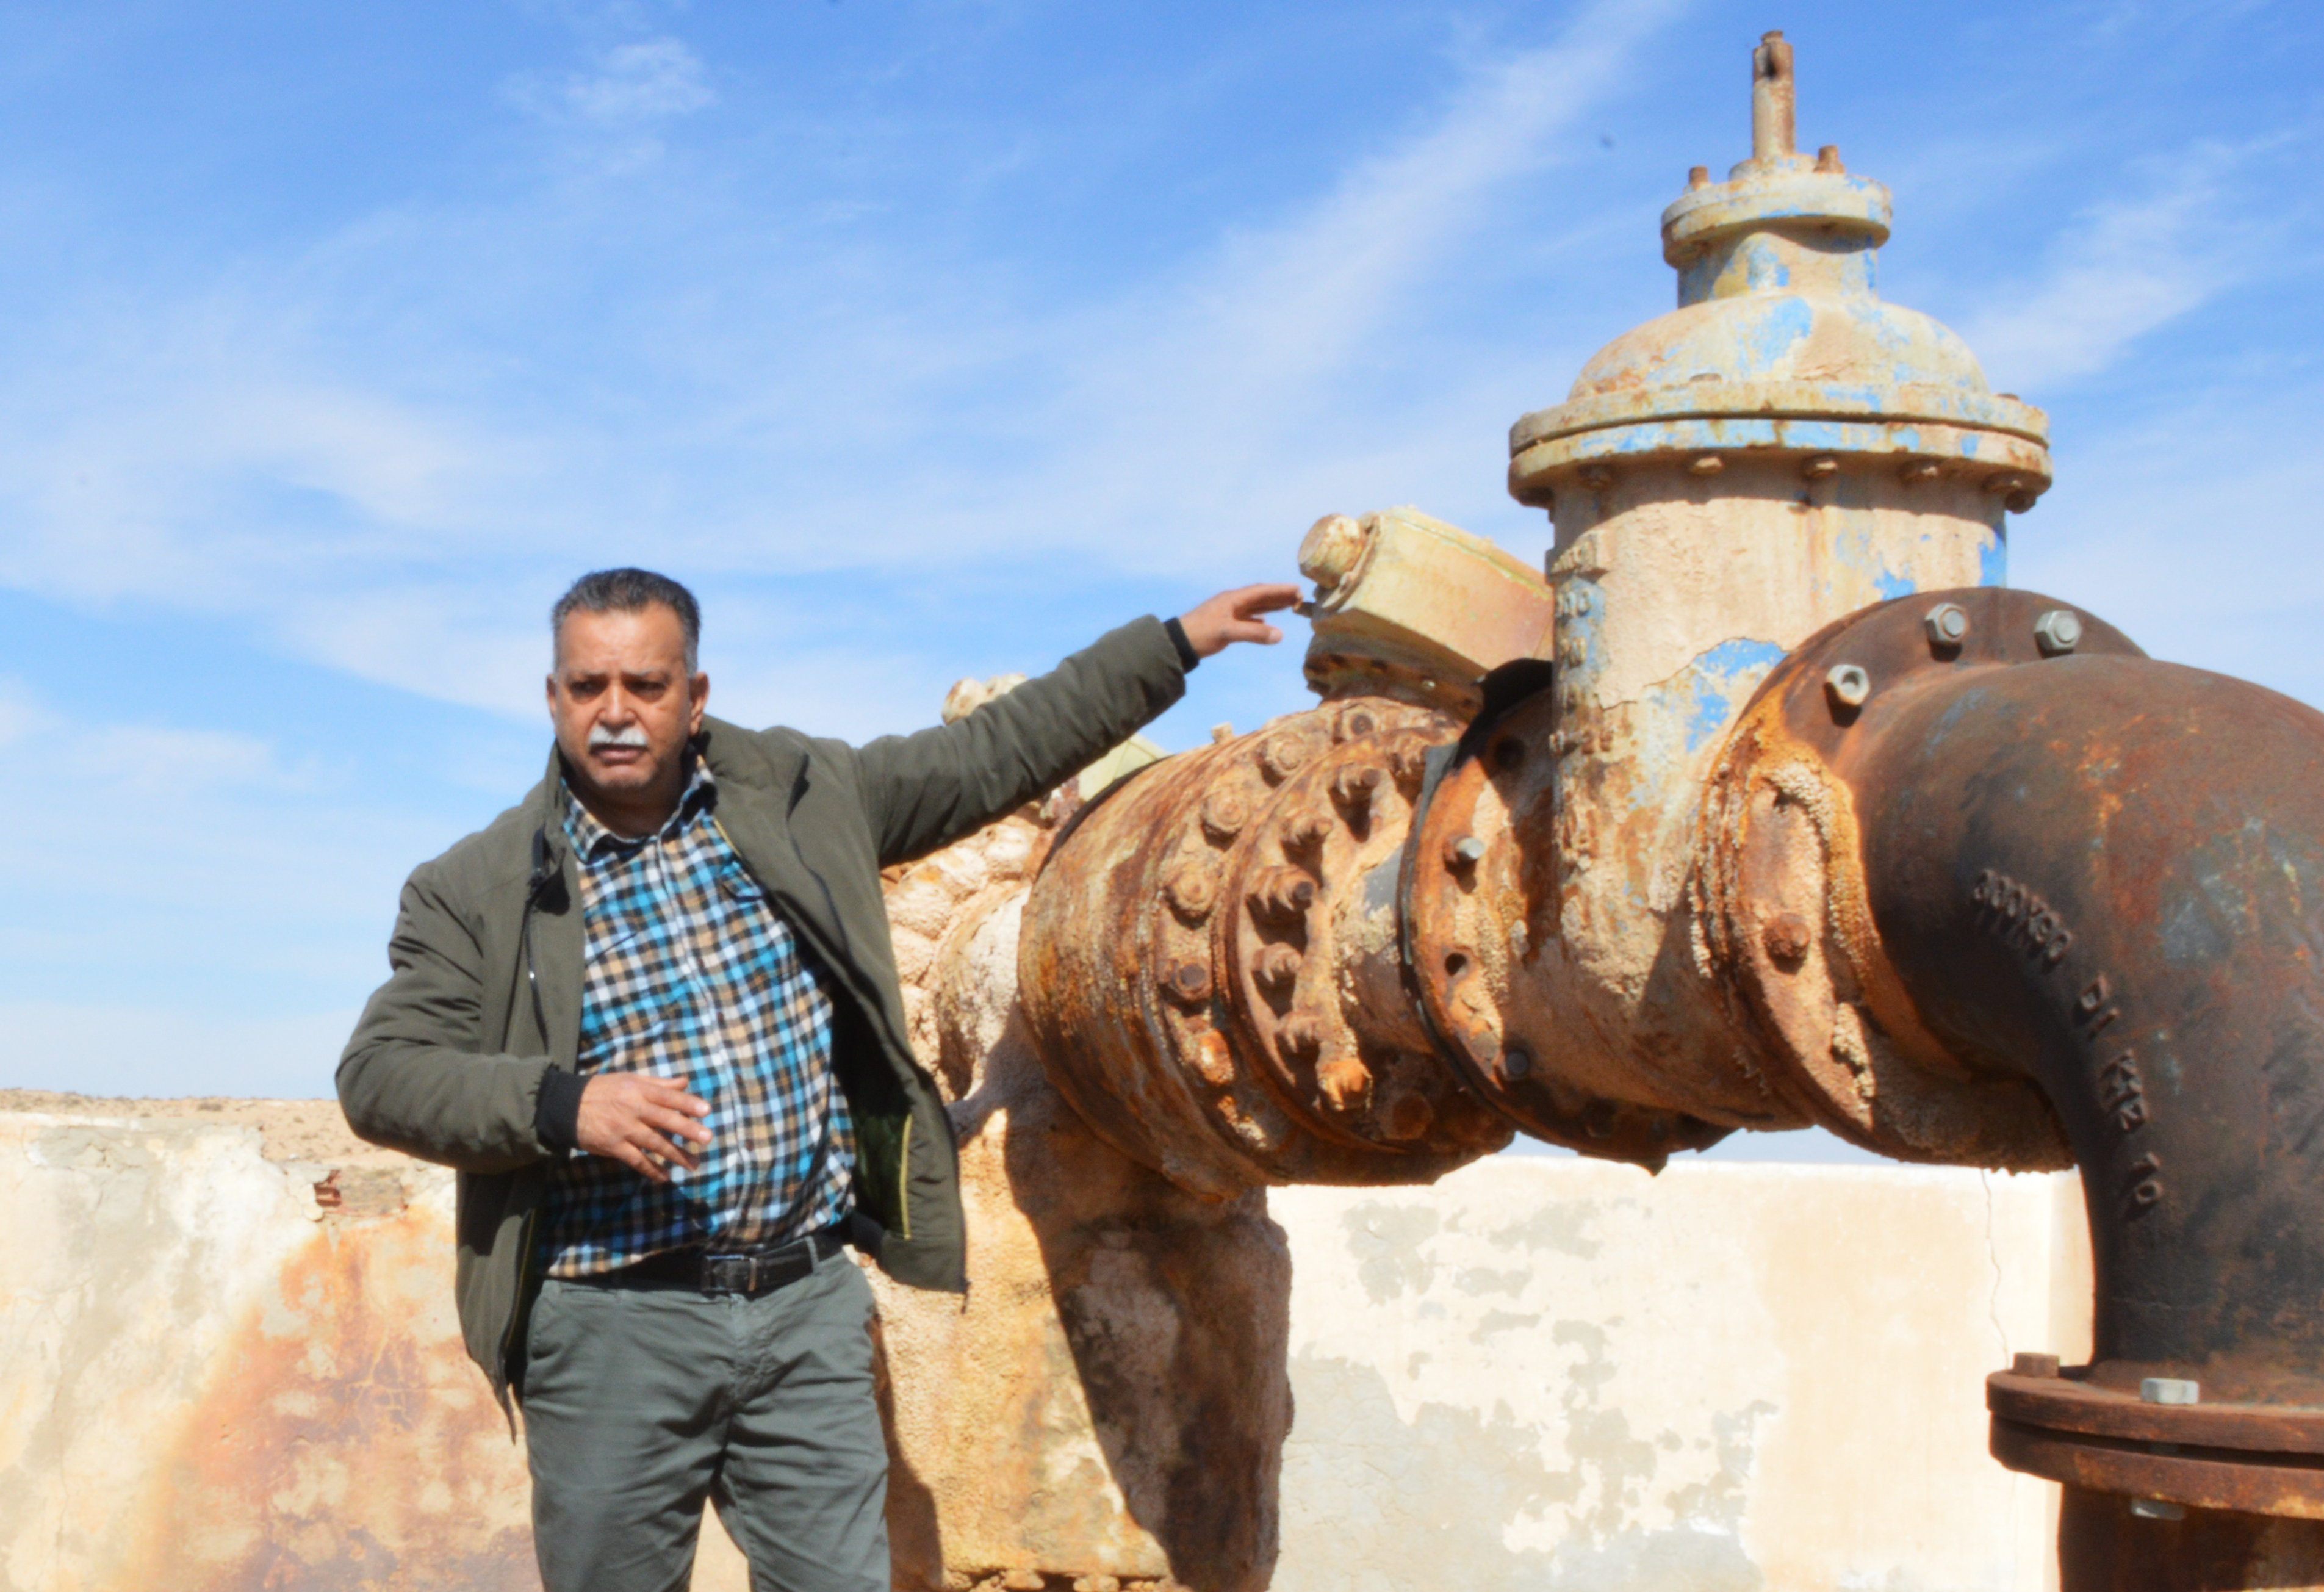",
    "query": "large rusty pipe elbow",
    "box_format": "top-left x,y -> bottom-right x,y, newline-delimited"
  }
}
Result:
1699,585 -> 2324,1530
